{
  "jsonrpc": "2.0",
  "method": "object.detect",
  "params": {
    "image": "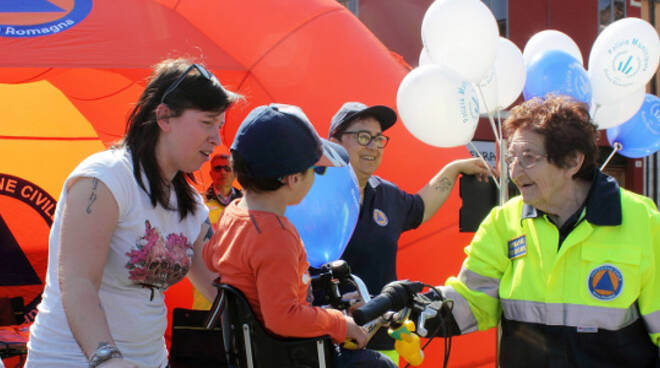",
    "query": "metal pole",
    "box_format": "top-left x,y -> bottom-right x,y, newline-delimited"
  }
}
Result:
651,0 -> 659,206
651,152 -> 658,206
499,138 -> 509,205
